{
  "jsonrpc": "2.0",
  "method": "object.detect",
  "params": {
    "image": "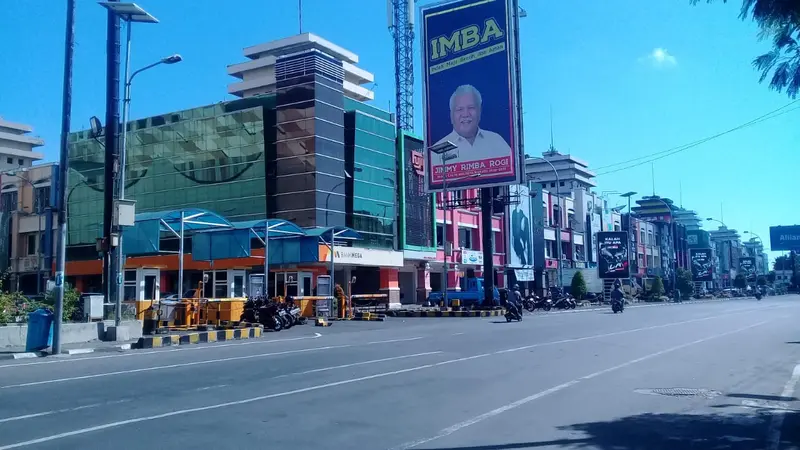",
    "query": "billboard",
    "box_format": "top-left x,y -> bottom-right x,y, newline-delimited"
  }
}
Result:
401,134 -> 434,249
508,184 -> 532,268
770,225 -> 800,251
739,257 -> 757,281
690,248 -> 713,281
597,231 -> 630,279
421,0 -> 522,192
